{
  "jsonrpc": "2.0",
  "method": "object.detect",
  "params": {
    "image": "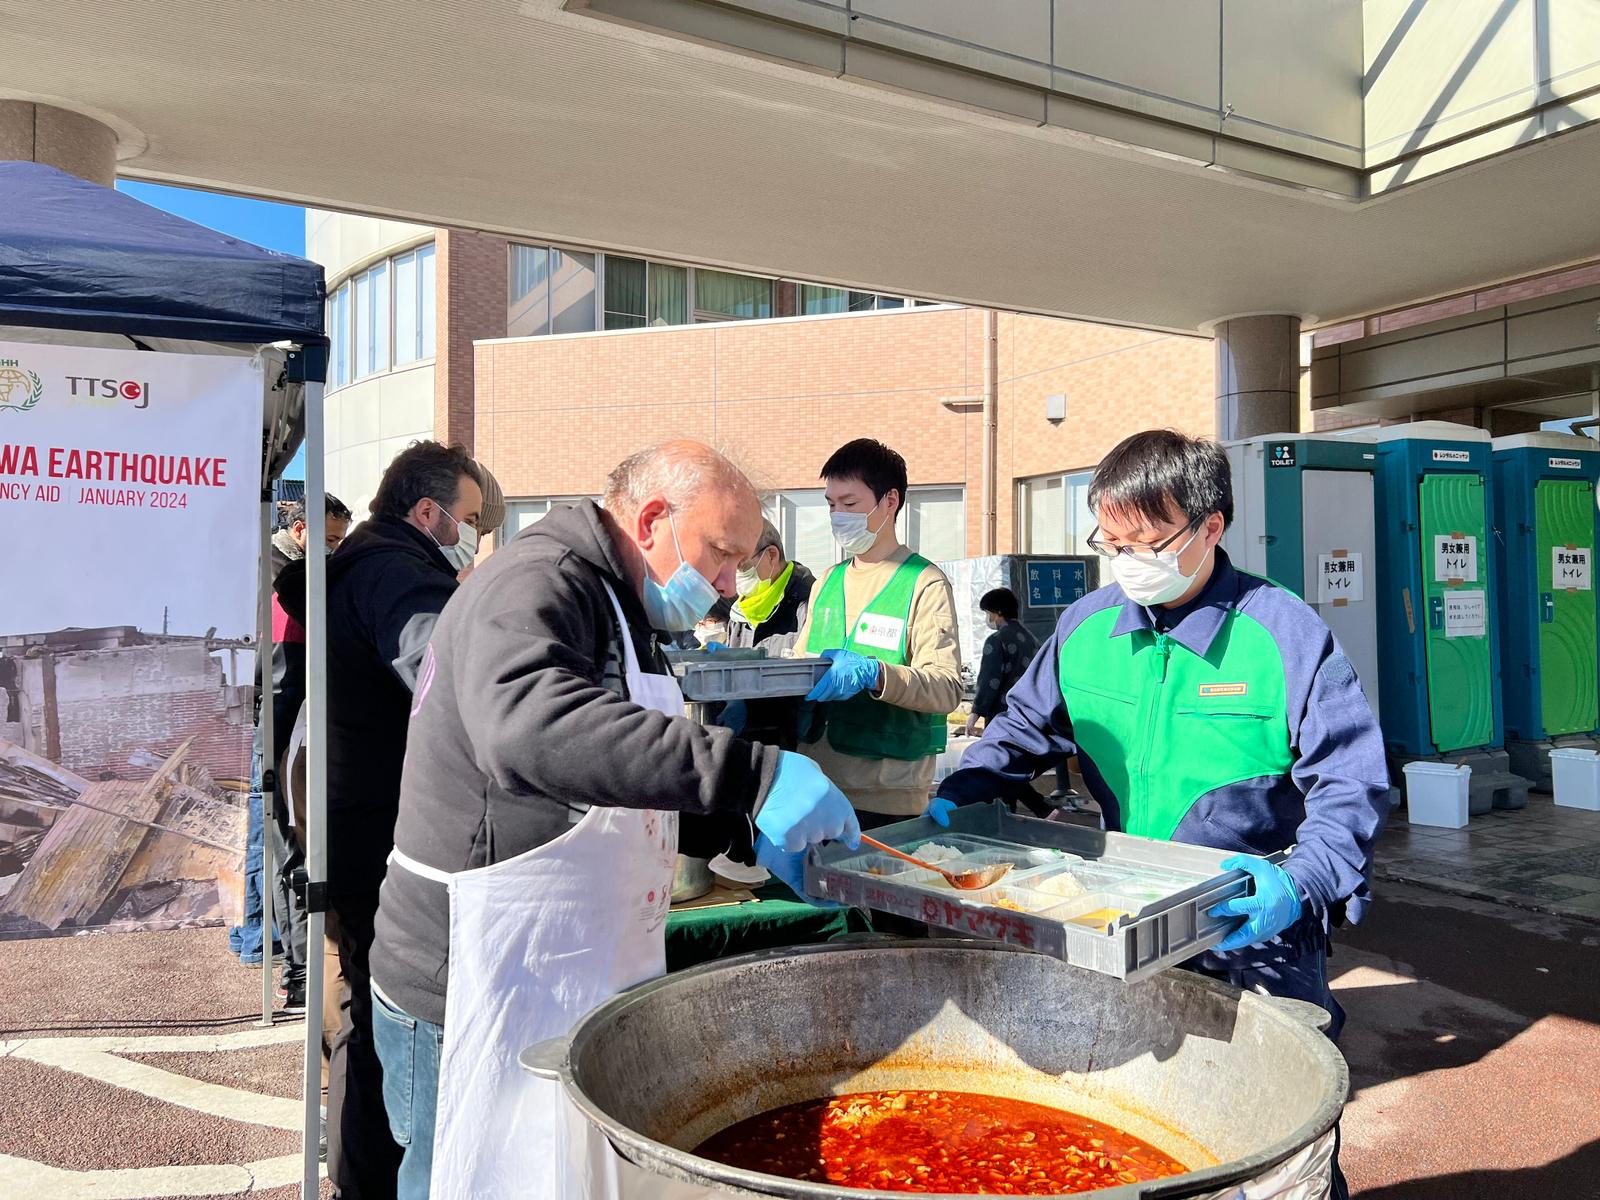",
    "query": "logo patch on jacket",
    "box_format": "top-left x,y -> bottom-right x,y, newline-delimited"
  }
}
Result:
1198,682 -> 1248,697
